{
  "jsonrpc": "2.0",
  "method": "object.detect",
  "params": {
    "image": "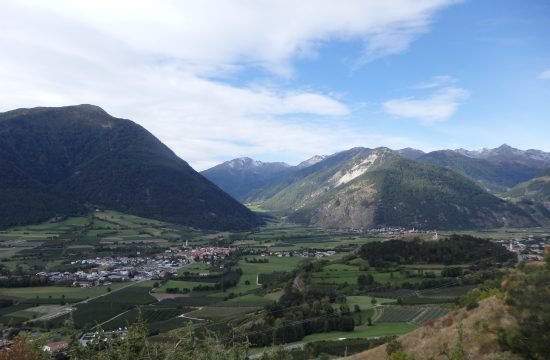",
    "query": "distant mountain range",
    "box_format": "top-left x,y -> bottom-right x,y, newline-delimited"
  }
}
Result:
418,144 -> 550,193
201,157 -> 292,200
0,105 -> 257,230
204,144 -> 549,229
